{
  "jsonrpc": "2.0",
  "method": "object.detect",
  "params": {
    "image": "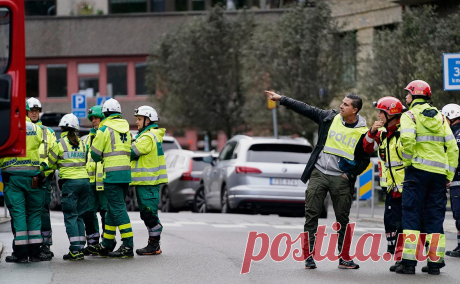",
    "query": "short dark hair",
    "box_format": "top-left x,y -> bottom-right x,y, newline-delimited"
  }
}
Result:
346,93 -> 362,113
